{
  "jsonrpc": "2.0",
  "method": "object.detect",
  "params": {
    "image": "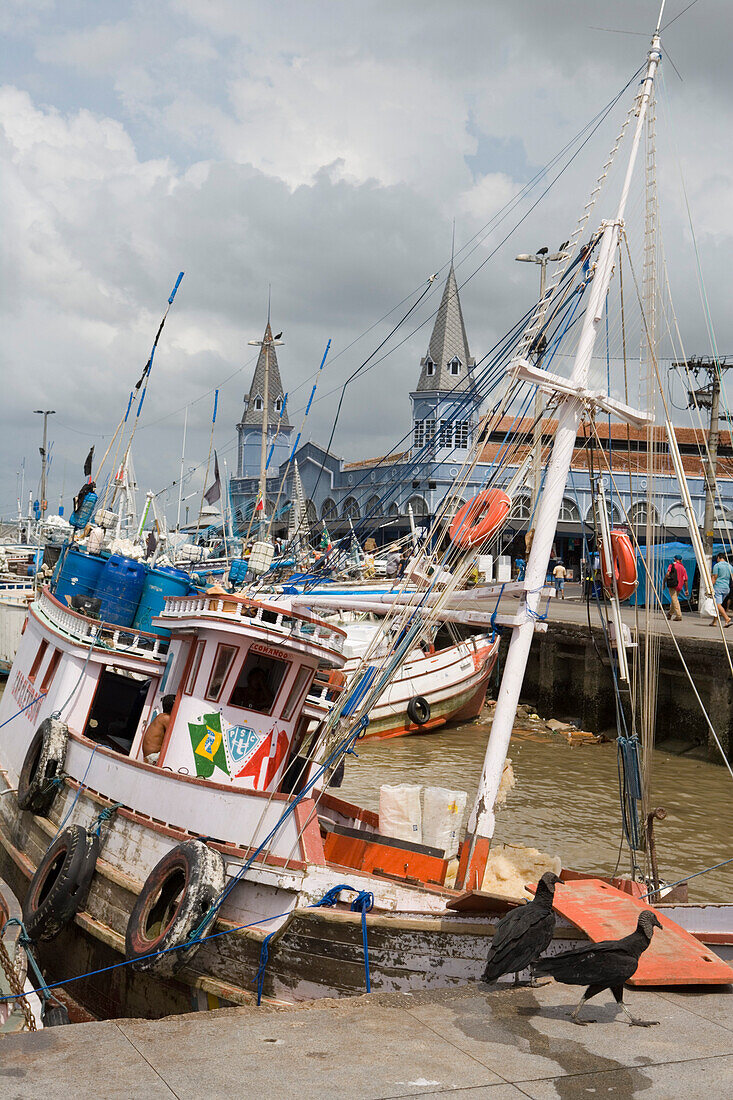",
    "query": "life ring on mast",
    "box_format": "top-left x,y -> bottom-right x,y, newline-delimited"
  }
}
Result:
17,718 -> 69,816
125,840 -> 225,975
406,696 -> 431,726
601,529 -> 637,601
449,490 -> 511,548
22,825 -> 99,942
